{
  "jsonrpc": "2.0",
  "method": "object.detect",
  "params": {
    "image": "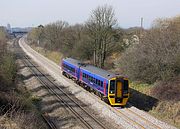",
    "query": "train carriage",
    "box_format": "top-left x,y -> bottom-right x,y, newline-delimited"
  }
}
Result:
61,58 -> 129,106
61,58 -> 80,80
